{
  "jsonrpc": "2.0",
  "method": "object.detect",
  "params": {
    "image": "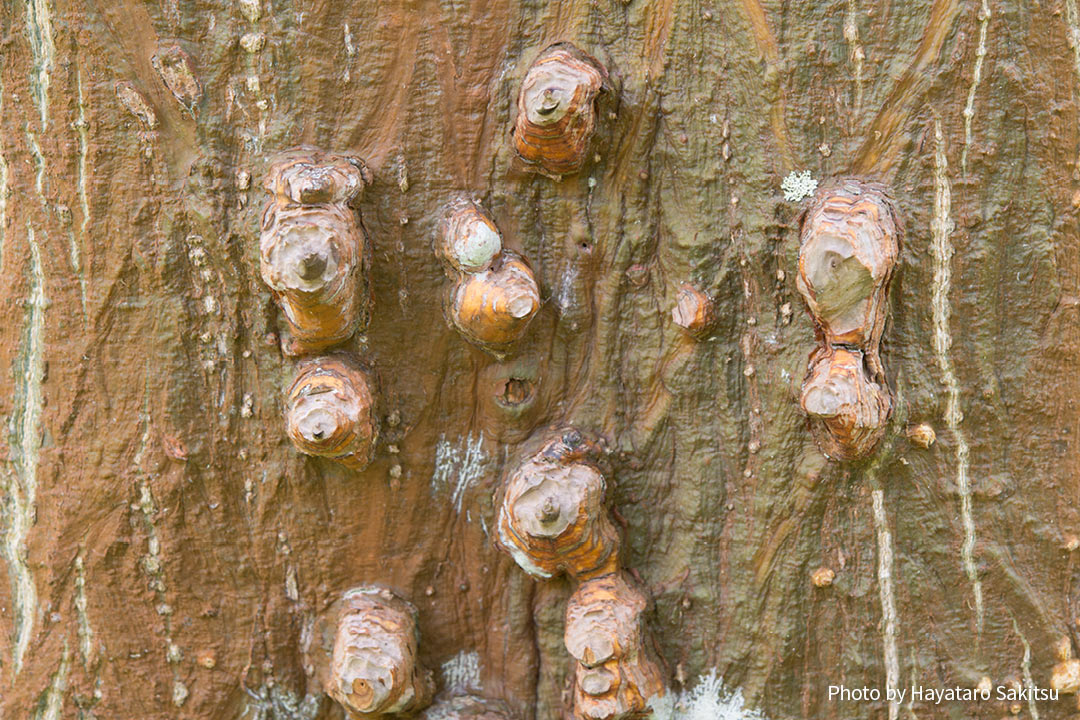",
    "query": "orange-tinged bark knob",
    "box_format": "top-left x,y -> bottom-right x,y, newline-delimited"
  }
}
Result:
285,356 -> 378,470
800,346 -> 891,461
496,431 -> 618,581
564,572 -> 667,720
796,179 -> 900,349
671,284 -> 715,338
447,251 -> 541,356
513,43 -> 608,179
265,150 -> 371,206
797,179 -> 901,461
260,149 -> 373,356
306,587 -> 434,718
